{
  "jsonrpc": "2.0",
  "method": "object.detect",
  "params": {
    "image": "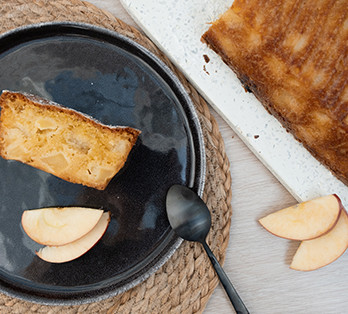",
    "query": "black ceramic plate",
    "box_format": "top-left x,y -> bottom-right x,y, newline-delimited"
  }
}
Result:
0,22 -> 205,305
